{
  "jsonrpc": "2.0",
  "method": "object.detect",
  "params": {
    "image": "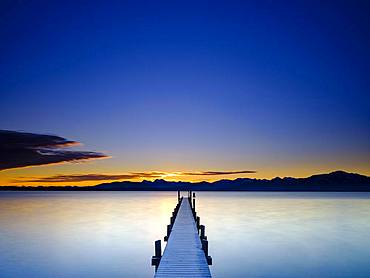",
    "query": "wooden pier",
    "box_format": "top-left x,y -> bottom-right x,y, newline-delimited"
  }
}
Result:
152,192 -> 212,277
